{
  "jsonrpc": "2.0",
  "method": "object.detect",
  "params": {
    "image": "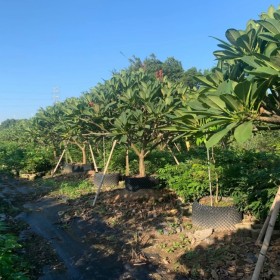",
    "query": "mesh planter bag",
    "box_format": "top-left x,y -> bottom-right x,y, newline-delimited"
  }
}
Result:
93,173 -> 120,187
62,164 -> 73,174
192,200 -> 242,230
